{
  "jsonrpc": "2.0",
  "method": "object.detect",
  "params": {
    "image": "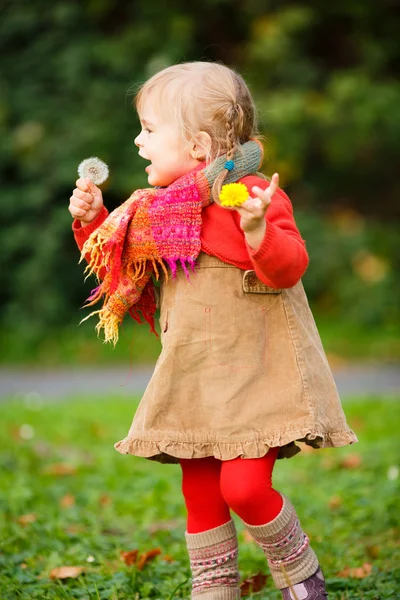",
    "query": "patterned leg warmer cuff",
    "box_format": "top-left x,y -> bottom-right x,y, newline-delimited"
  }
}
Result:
243,495 -> 320,590
185,519 -> 240,600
